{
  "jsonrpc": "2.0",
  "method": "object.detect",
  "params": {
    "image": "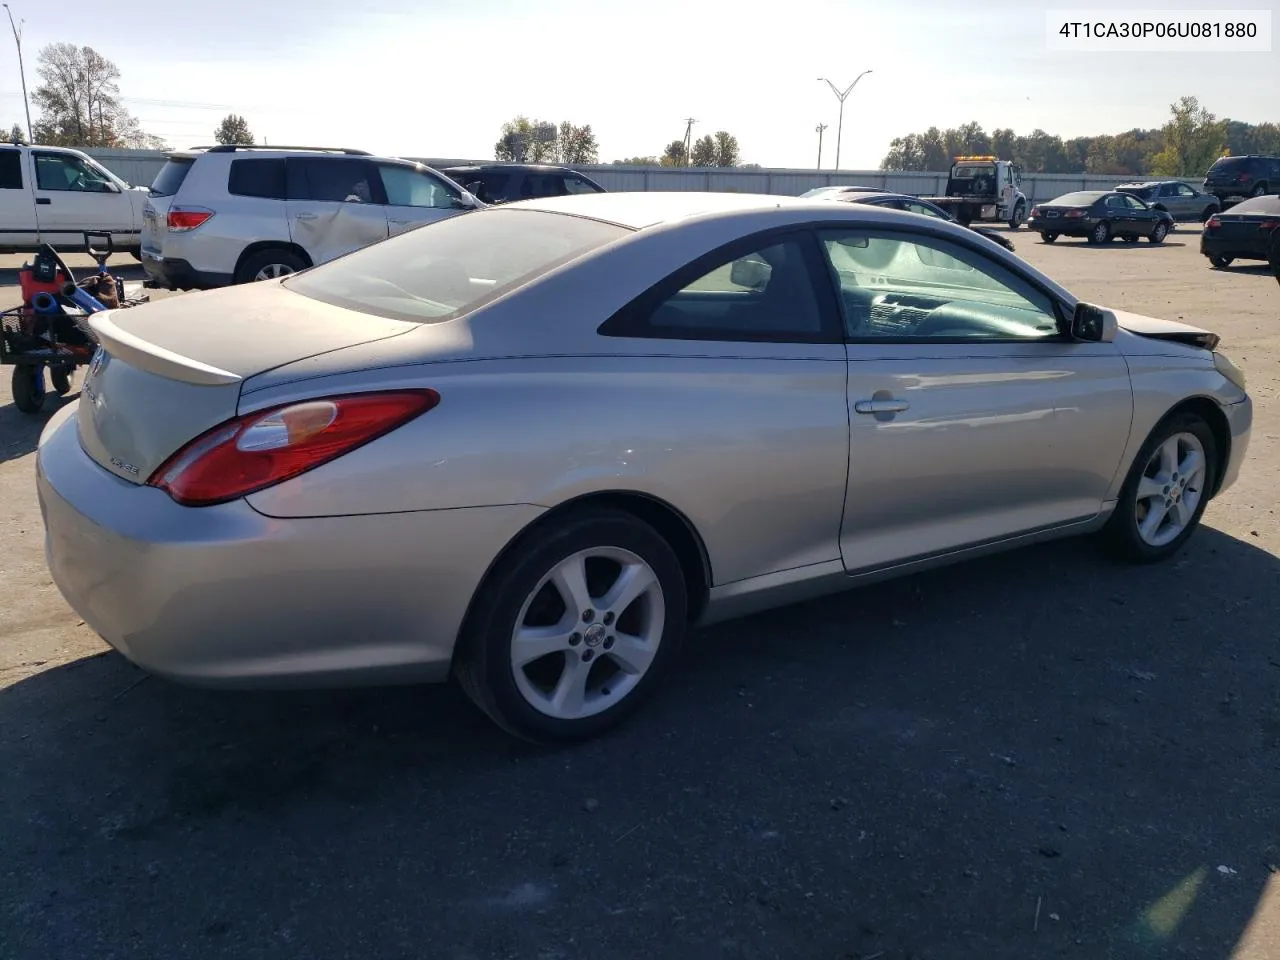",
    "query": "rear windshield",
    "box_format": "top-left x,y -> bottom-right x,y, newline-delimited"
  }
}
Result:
149,158 -> 193,197
1225,194 -> 1280,215
1050,192 -> 1104,206
284,208 -> 630,323
1209,157 -> 1252,173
